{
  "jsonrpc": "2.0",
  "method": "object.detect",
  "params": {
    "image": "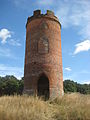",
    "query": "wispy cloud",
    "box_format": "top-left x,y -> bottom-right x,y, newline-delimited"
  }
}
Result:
55,0 -> 90,39
0,47 -> 12,57
37,0 -> 54,6
79,70 -> 90,74
8,39 -> 21,47
0,47 -> 17,59
12,0 -> 36,11
0,64 -> 24,79
13,0 -> 53,11
63,69 -> 90,83
74,40 -> 90,54
12,0 -> 90,40
0,28 -> 12,44
65,67 -> 72,71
